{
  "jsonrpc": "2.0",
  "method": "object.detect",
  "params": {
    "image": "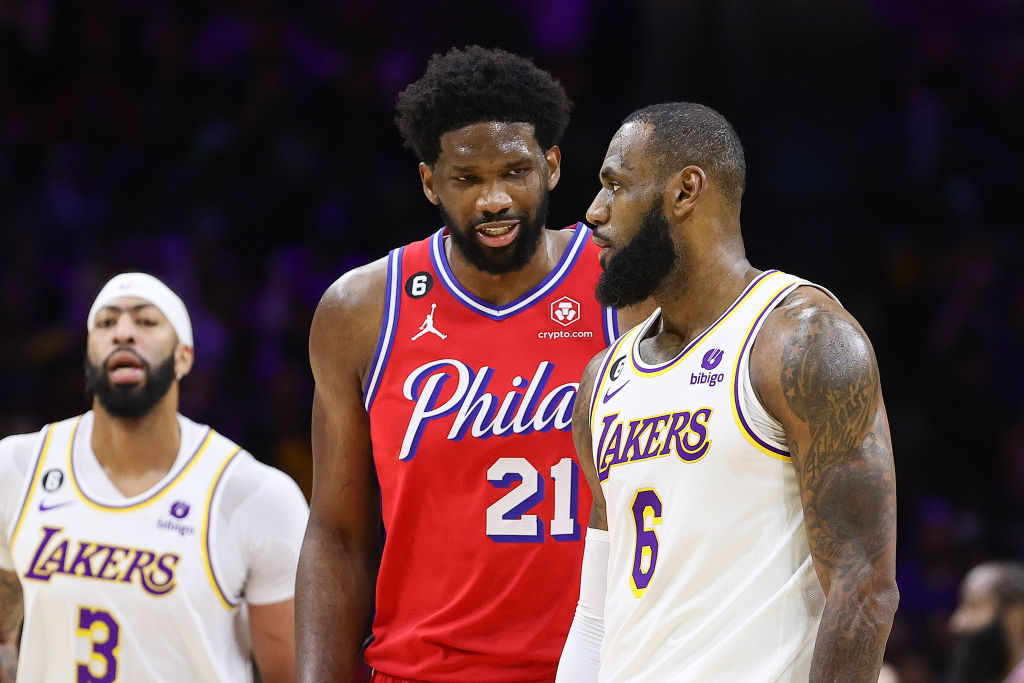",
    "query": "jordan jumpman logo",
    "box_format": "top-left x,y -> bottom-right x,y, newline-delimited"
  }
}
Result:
412,303 -> 447,340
